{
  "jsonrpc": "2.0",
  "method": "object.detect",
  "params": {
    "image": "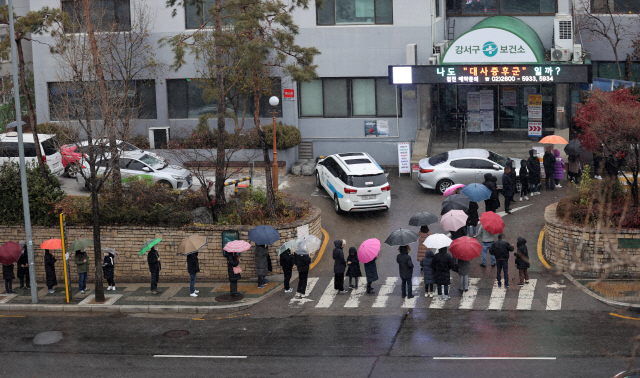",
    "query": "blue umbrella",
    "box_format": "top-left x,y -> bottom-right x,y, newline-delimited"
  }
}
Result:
248,225 -> 280,245
461,183 -> 492,202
